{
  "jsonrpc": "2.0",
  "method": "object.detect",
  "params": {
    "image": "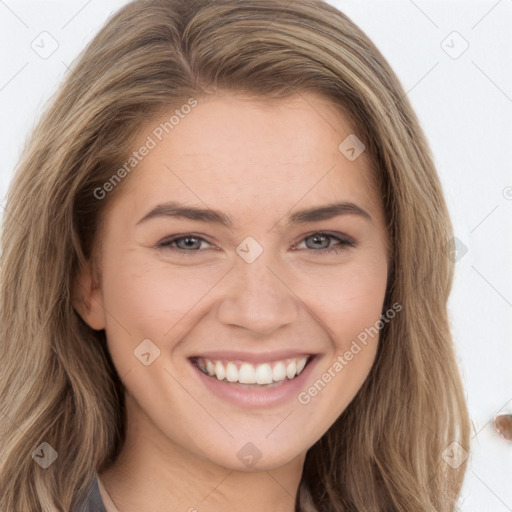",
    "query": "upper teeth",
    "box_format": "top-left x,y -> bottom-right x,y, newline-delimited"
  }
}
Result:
196,356 -> 309,384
